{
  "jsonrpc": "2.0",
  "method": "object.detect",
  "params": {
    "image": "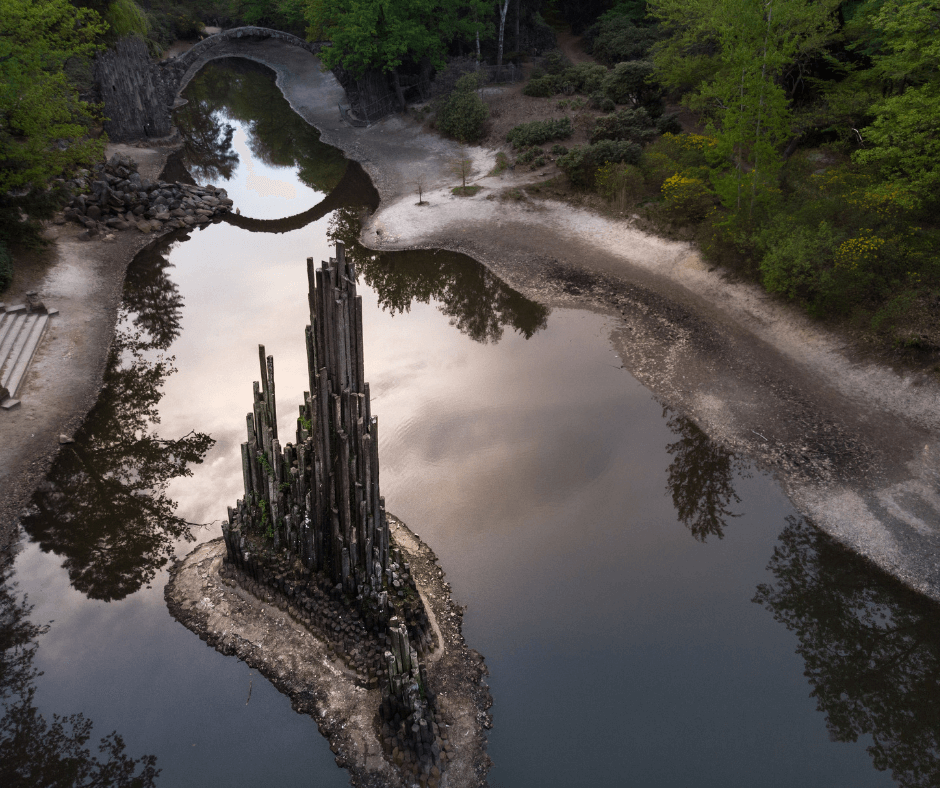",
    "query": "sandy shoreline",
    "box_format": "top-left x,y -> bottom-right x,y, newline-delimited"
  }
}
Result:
2,36 -> 939,610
